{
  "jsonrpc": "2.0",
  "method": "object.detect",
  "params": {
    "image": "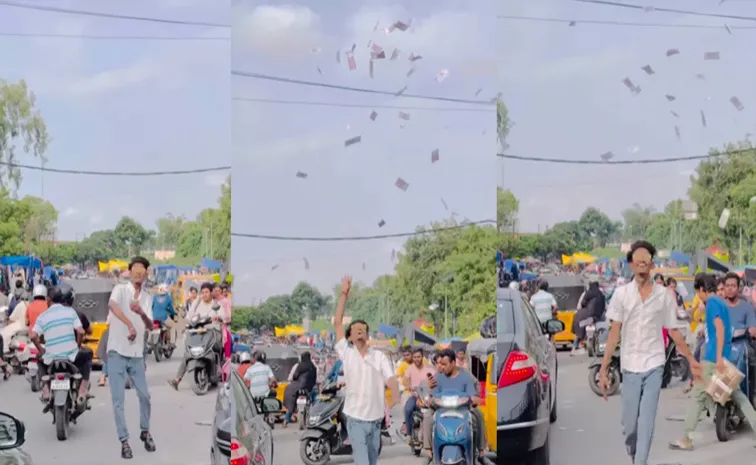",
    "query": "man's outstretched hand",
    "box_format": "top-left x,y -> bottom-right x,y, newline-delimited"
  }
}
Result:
341,276 -> 352,295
